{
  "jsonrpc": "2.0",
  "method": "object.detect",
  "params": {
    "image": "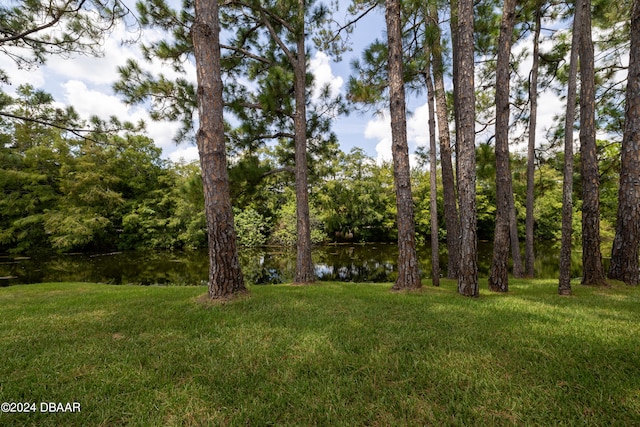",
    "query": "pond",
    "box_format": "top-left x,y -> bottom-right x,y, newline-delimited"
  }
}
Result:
0,241 -> 595,287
